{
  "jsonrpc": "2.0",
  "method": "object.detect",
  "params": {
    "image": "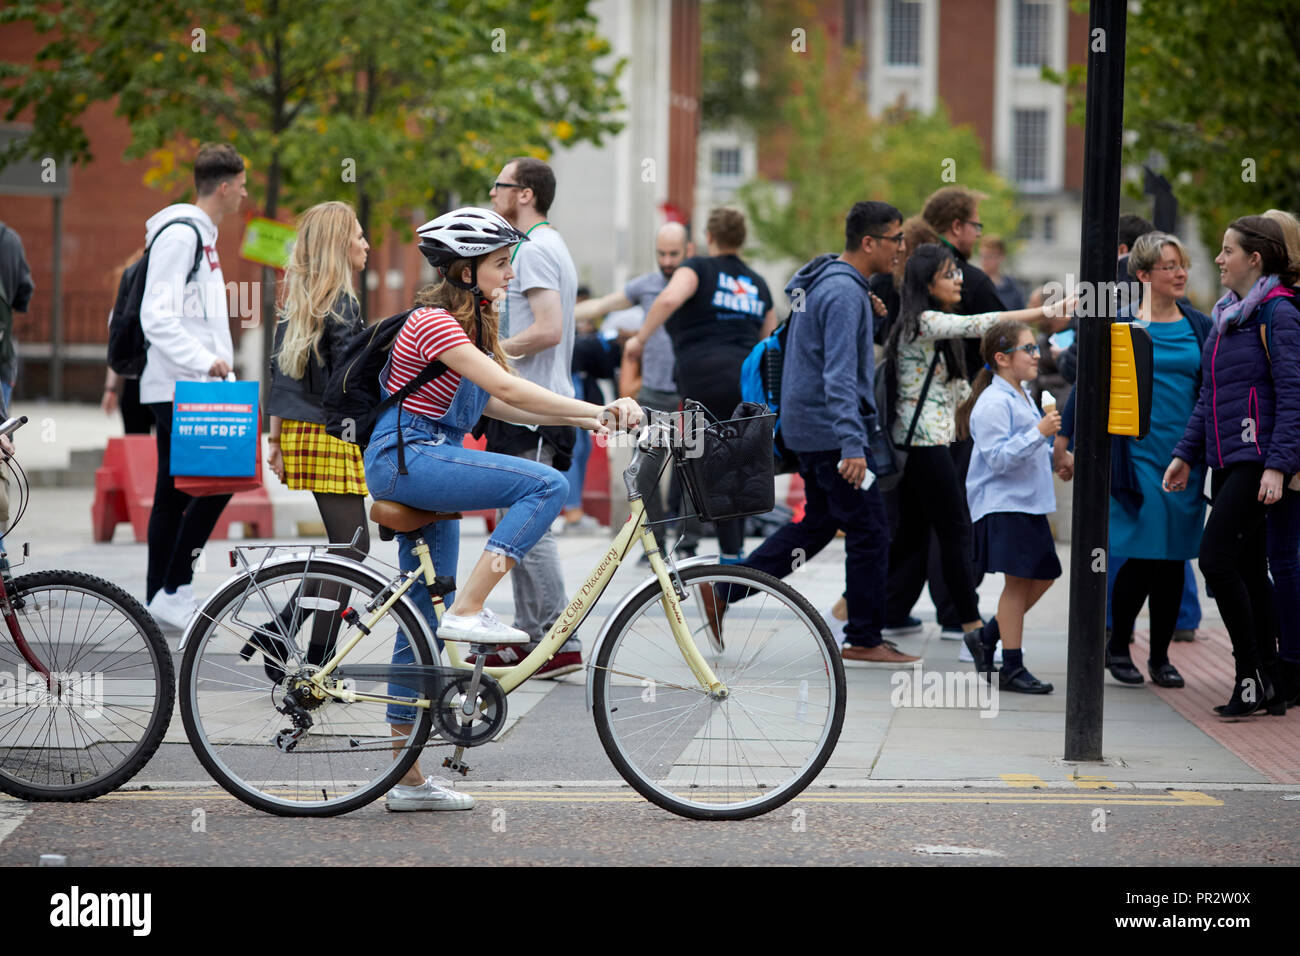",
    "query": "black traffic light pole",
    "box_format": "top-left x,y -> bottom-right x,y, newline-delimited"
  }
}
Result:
1064,0 -> 1127,761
